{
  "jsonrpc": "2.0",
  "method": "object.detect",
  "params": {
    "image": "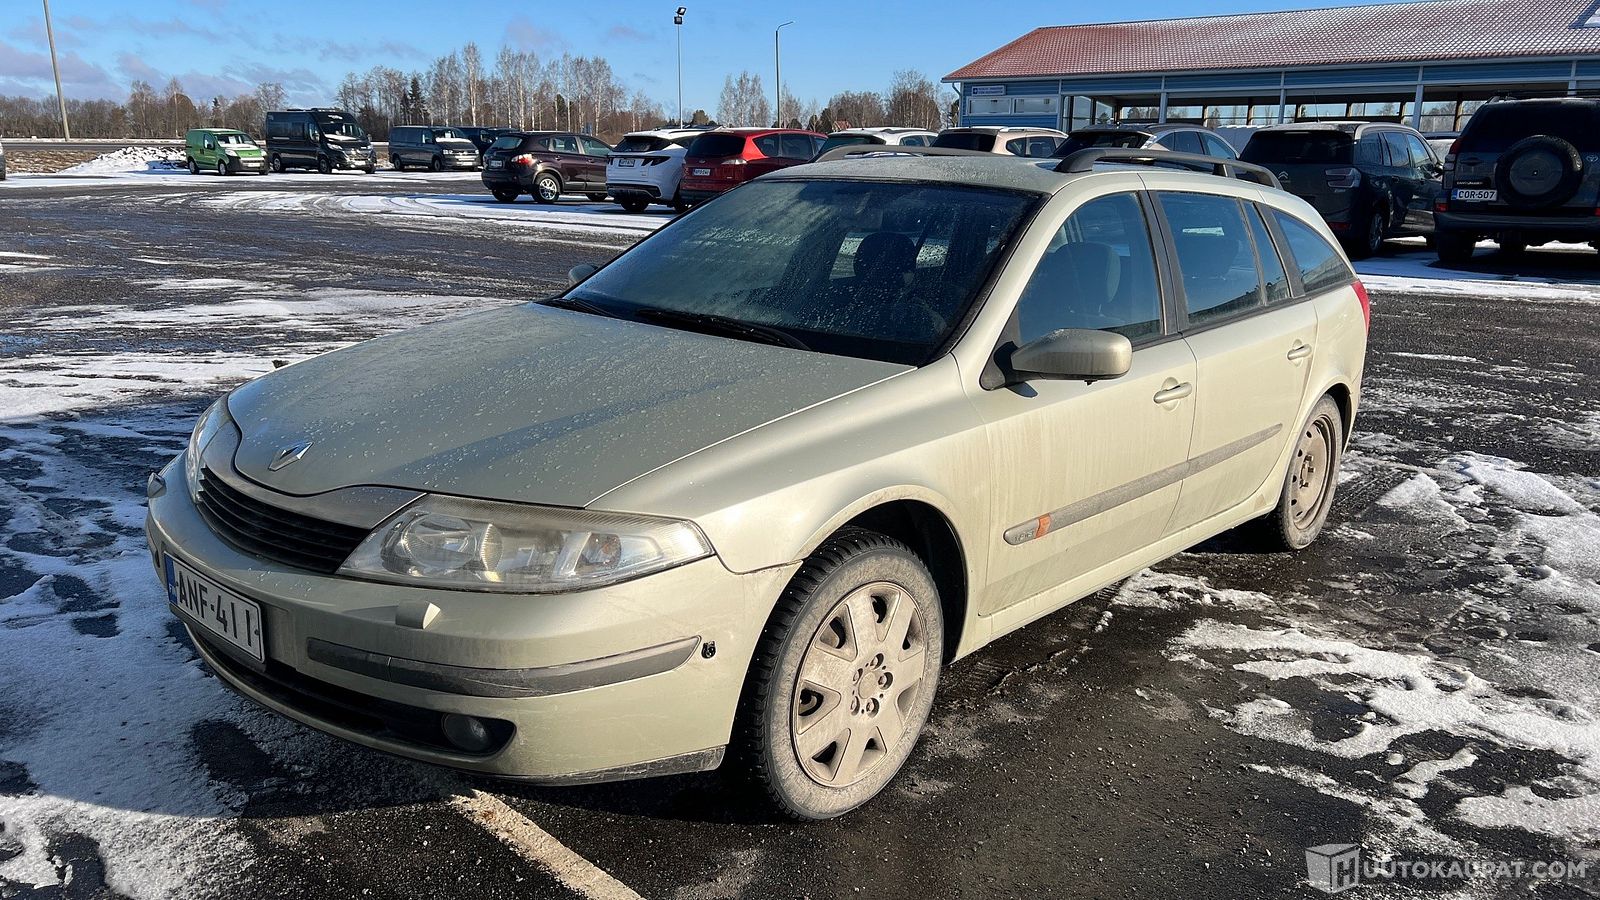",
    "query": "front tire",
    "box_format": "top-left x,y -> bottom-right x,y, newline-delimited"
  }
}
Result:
734,528 -> 943,820
1256,396 -> 1344,551
1348,208 -> 1386,260
269,154 -> 284,173
586,192 -> 608,202
618,196 -> 650,213
429,156 -> 444,172
317,155 -> 332,175
491,187 -> 519,203
216,160 -> 228,177
391,156 -> 405,171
